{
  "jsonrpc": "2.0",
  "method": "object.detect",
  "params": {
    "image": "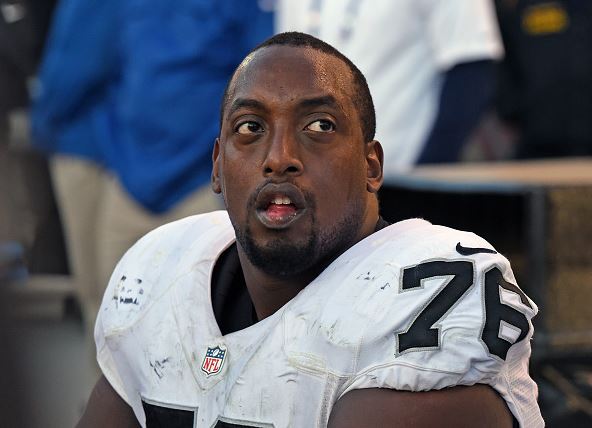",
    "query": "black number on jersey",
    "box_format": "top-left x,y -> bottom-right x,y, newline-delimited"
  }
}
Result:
143,400 -> 195,428
142,401 -> 267,428
215,422 -> 257,427
482,266 -> 533,360
395,260 -> 532,360
215,421 -> 271,428
397,260 -> 474,354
